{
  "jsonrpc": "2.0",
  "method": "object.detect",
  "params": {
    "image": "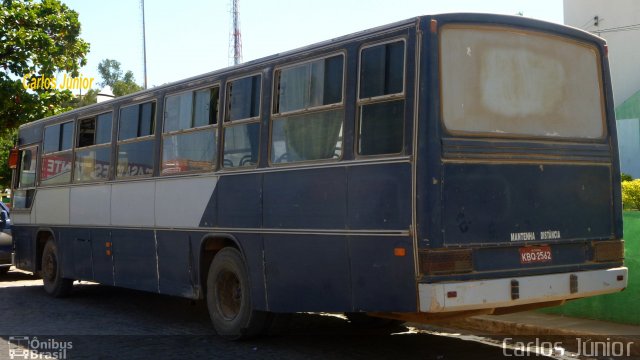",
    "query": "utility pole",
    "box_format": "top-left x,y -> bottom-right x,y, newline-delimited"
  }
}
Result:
229,0 -> 243,66
141,0 -> 148,89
